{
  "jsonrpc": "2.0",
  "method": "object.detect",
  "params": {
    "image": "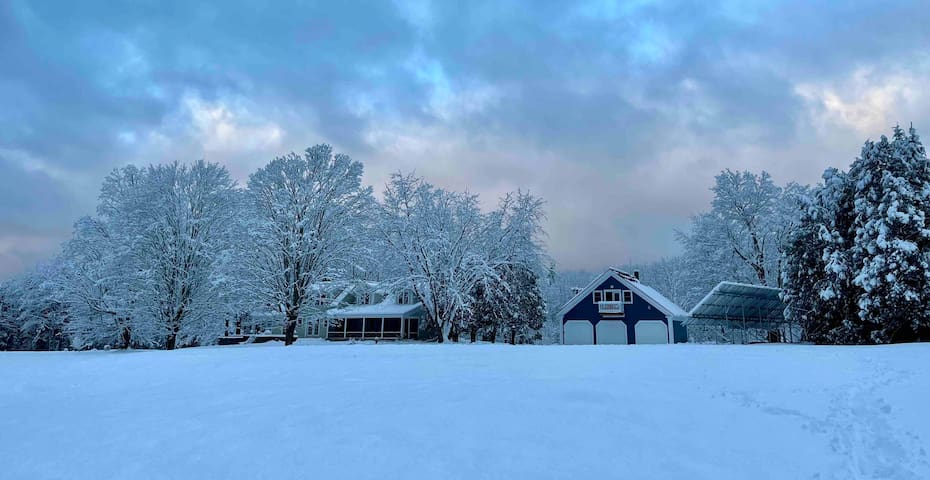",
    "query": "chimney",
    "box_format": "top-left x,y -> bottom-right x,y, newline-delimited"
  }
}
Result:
633,270 -> 641,281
